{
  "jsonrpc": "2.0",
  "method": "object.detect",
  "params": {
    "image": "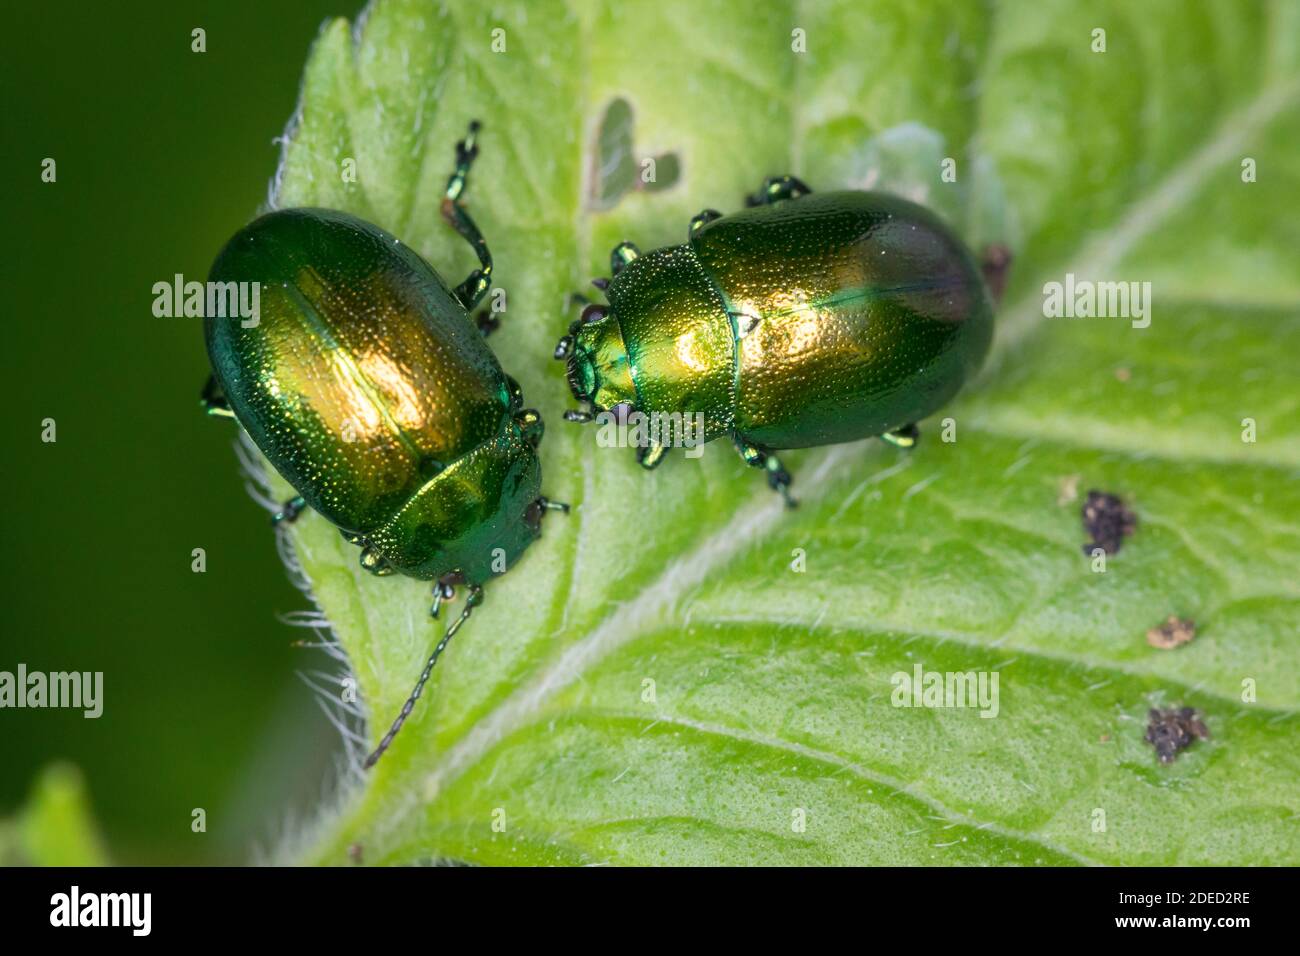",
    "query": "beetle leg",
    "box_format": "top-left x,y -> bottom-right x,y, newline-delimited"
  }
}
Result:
610,241 -> 640,275
733,438 -> 797,508
271,495 -> 307,525
516,408 -> 544,447
471,308 -> 500,337
688,208 -> 723,237
358,546 -> 395,576
441,121 -> 494,312
880,423 -> 920,449
365,584 -> 484,769
525,496 -> 571,536
428,579 -> 455,620
745,175 -> 814,207
502,375 -> 525,411
200,375 -> 236,419
637,441 -> 667,470
429,572 -> 468,618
